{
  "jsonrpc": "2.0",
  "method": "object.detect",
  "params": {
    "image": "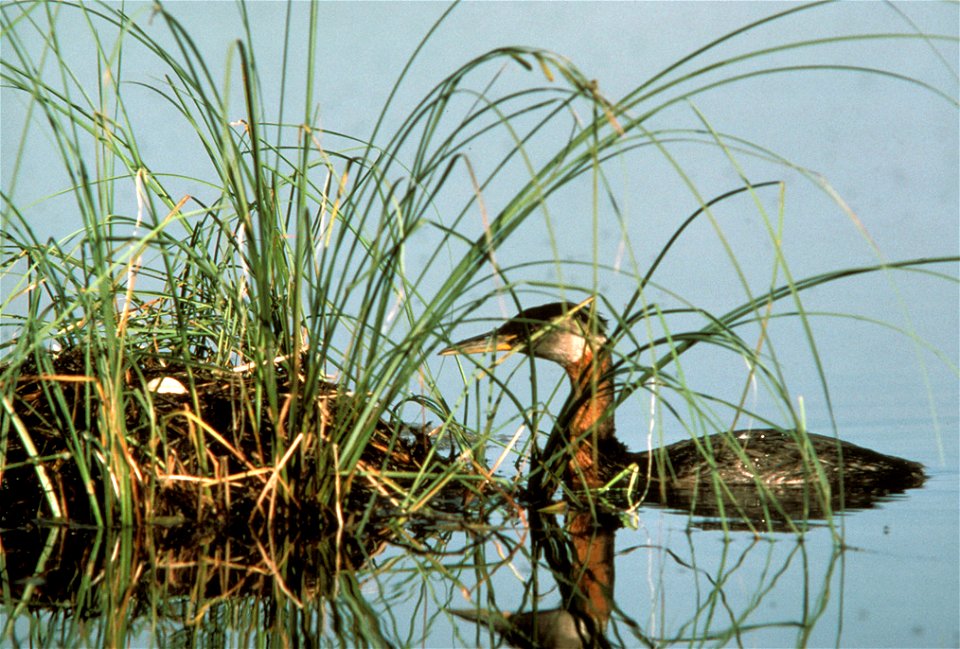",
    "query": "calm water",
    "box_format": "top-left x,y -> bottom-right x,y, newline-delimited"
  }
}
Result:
418,420 -> 959,647
2,415 -> 955,647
